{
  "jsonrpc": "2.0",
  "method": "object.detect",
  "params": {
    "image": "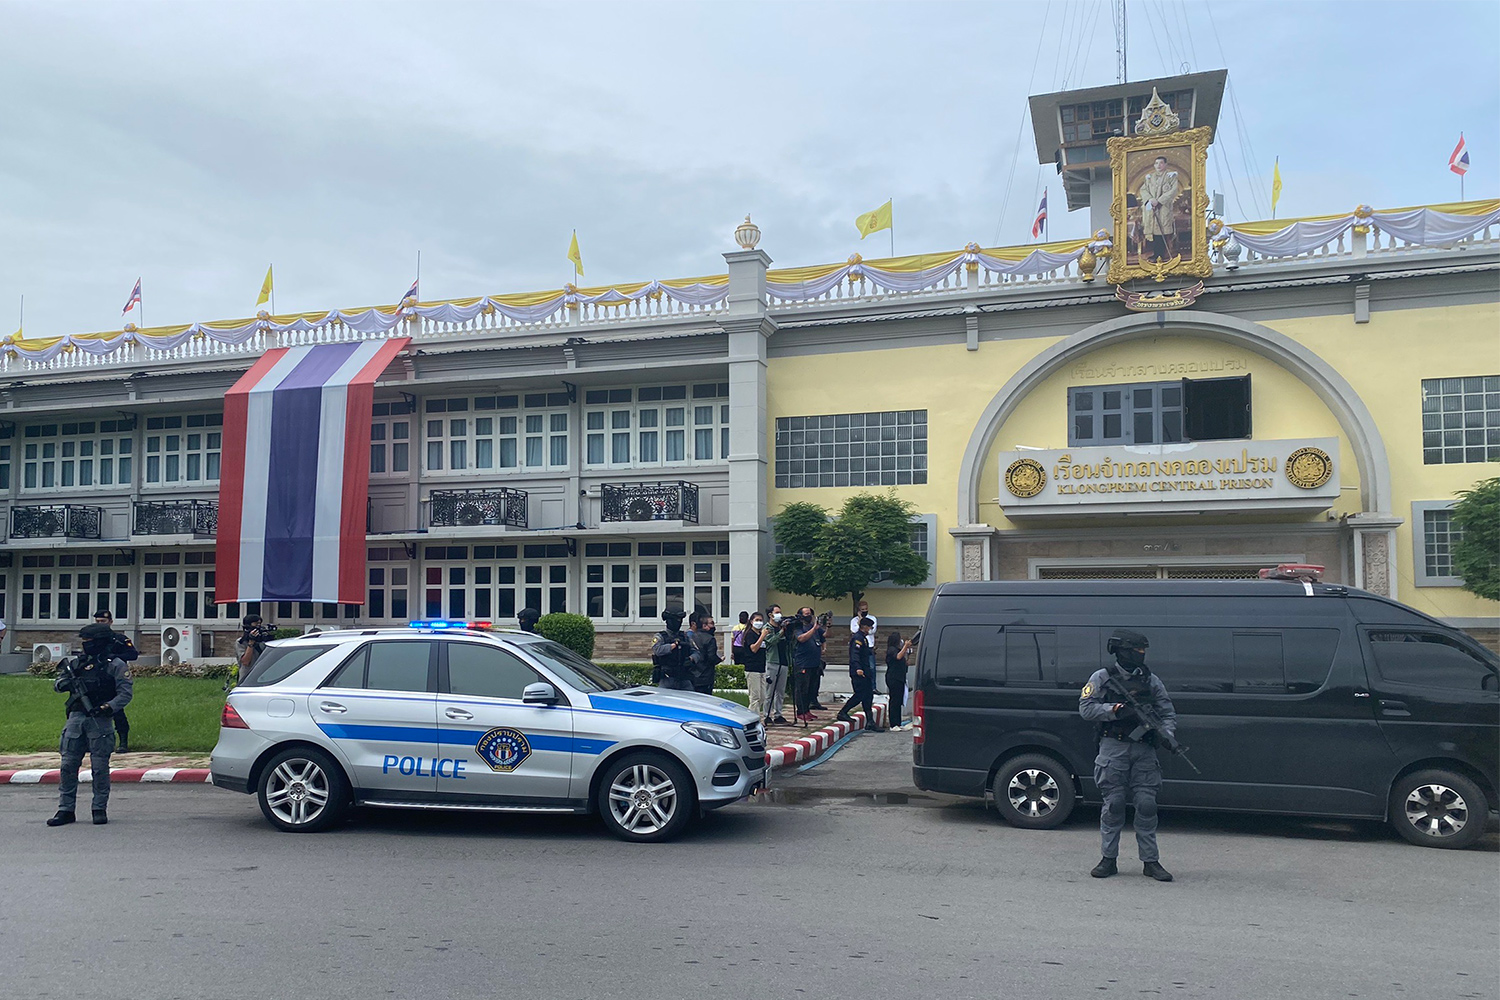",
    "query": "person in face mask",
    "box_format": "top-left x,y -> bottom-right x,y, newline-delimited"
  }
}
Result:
761,606 -> 790,725
742,613 -> 770,719
47,623 -> 133,827
1079,629 -> 1179,882
652,609 -> 693,690
685,613 -> 722,695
